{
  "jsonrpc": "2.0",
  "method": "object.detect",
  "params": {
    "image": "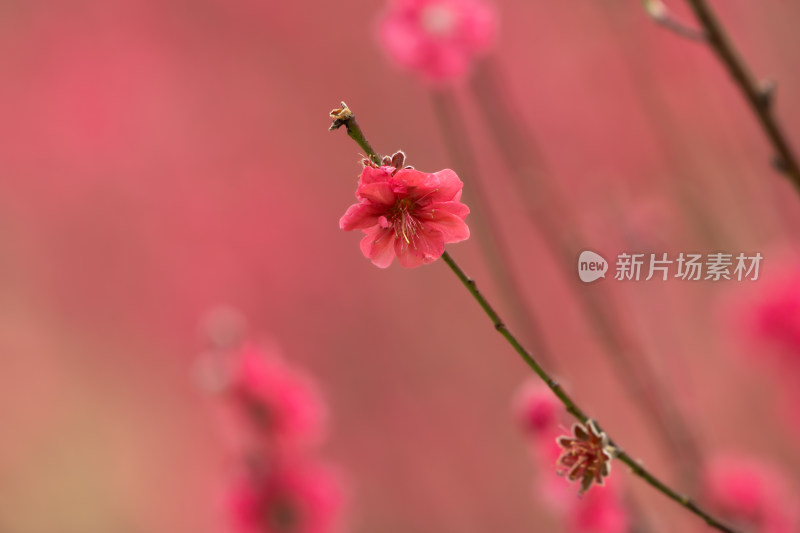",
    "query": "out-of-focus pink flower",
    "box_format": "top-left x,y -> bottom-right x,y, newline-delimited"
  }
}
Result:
377,0 -> 497,83
513,380 -> 560,438
538,472 -> 629,533
223,344 -> 327,454
570,484 -> 629,533
703,454 -> 799,533
227,463 -> 344,533
747,272 -> 800,373
725,259 -> 800,436
512,380 -> 569,468
340,154 -> 470,268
